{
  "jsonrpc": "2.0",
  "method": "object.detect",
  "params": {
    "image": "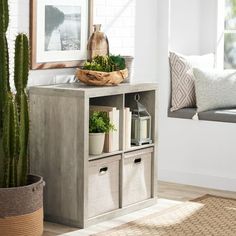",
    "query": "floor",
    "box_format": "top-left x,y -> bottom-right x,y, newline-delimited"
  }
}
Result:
43,181 -> 236,236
